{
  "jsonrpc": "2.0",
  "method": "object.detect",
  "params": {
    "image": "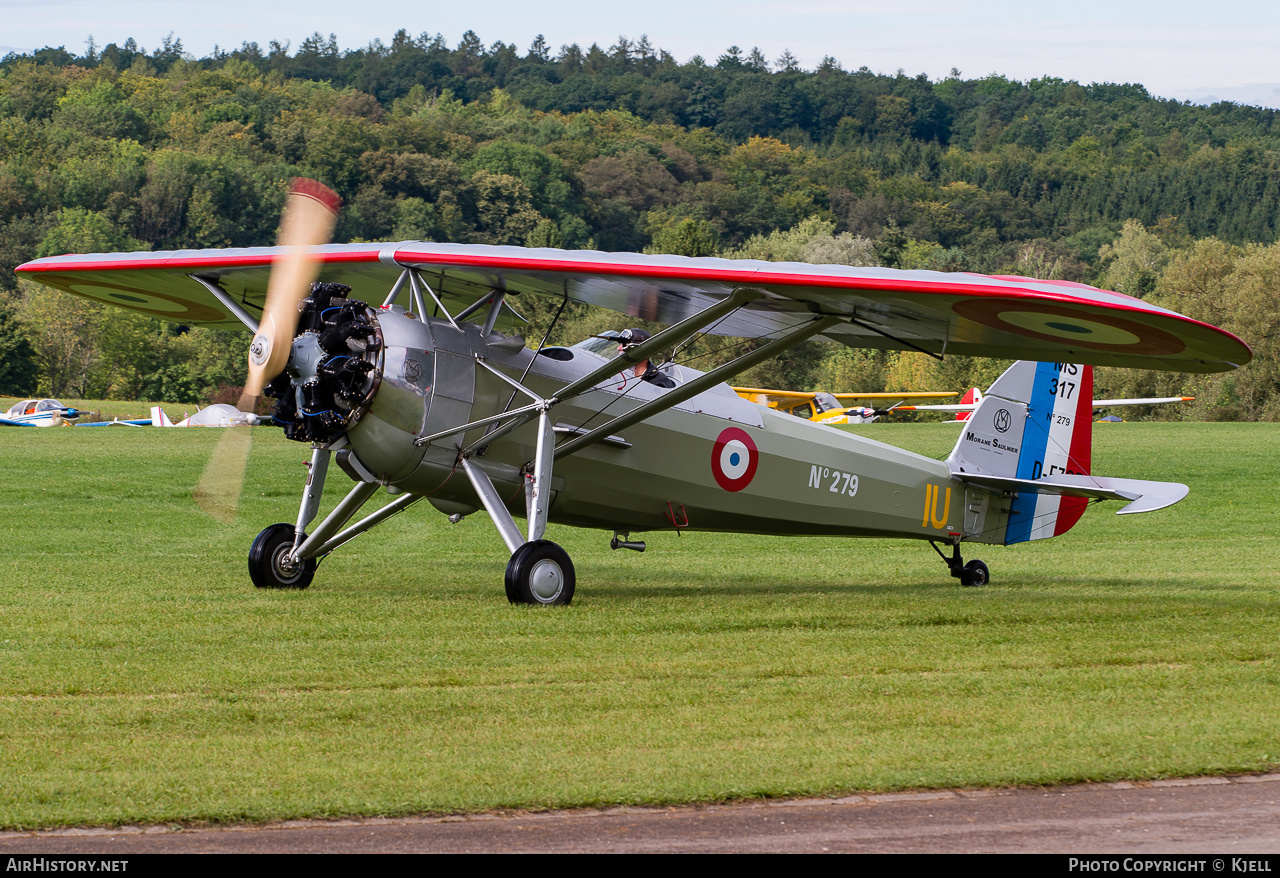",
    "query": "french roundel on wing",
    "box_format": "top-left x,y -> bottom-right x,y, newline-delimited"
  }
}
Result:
711,427 -> 759,492
951,299 -> 1186,356
38,274 -> 227,323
